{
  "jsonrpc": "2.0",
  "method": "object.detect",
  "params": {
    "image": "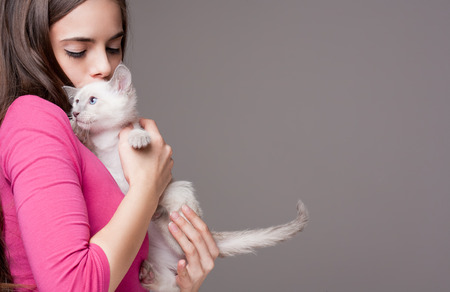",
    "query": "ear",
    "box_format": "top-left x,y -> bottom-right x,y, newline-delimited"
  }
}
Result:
62,86 -> 79,104
109,63 -> 132,93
